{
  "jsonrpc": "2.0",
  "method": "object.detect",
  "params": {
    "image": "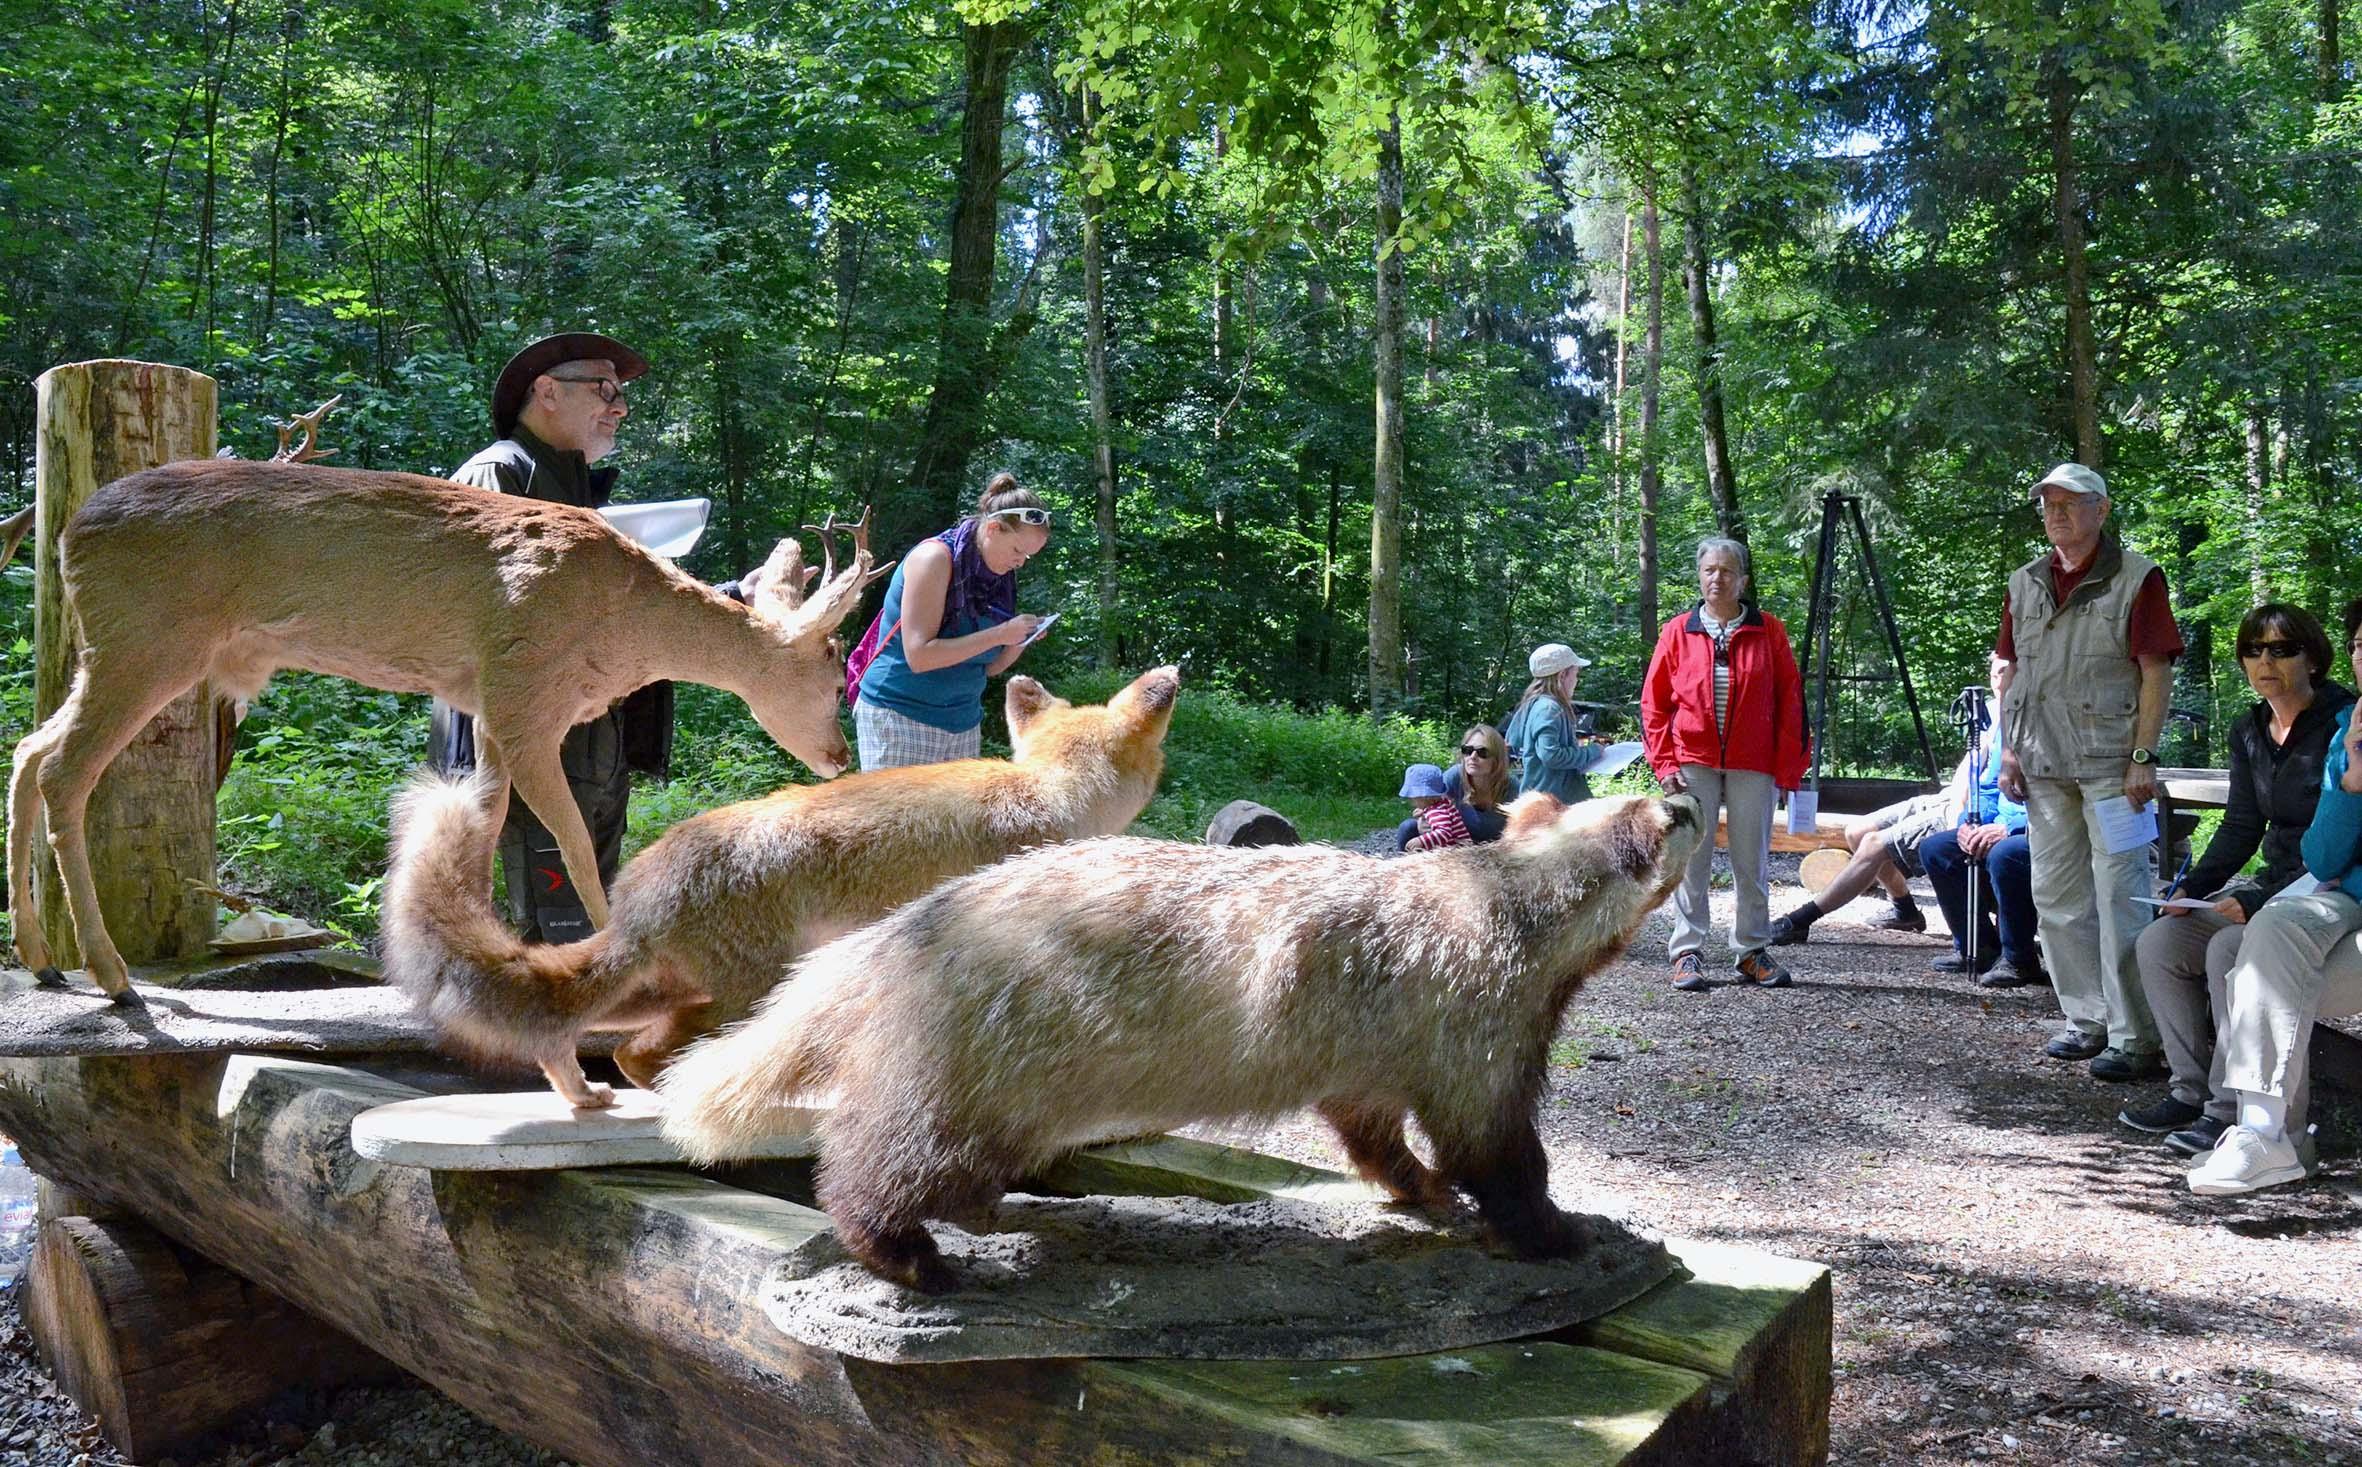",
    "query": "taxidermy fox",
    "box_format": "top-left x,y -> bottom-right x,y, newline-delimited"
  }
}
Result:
6,459 -> 879,1001
658,790 -> 1704,1294
381,666 -> 1182,1108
